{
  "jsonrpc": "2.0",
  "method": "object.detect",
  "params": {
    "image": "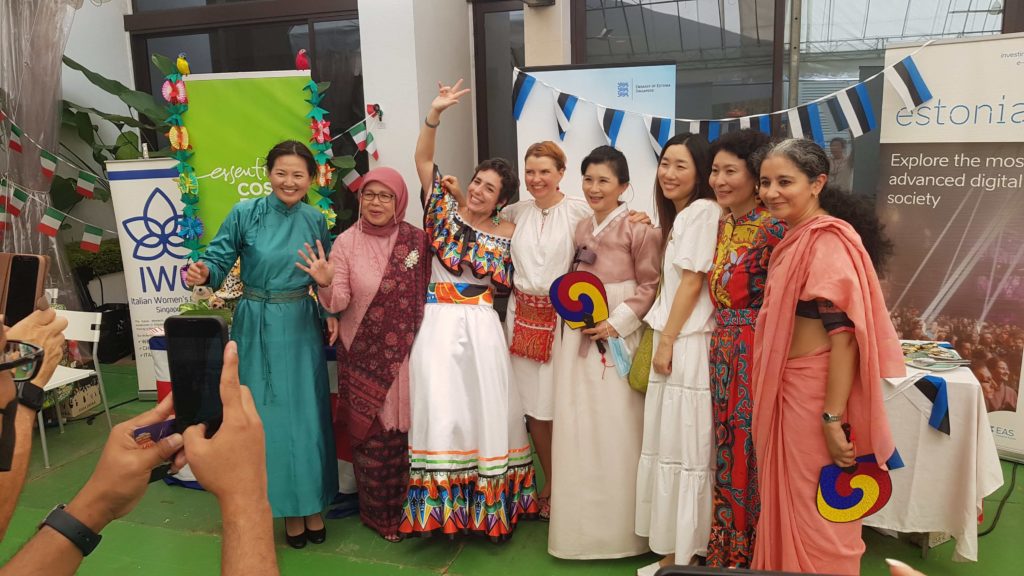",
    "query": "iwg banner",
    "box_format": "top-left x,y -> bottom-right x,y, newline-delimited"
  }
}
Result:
184,71 -> 313,245
878,34 -> 1024,461
107,158 -> 191,398
514,63 -> 676,222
